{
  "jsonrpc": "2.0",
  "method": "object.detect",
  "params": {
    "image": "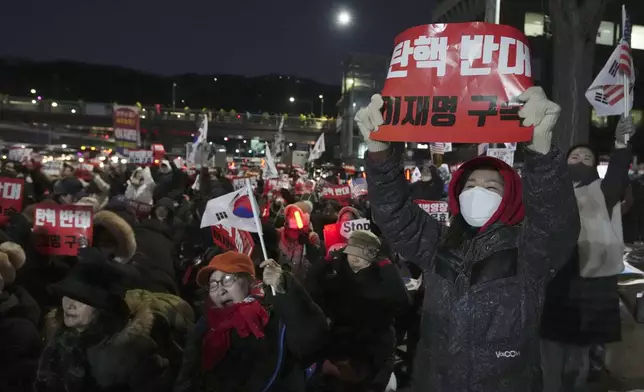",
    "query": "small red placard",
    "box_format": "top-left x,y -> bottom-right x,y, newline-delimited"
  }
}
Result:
33,204 -> 94,256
